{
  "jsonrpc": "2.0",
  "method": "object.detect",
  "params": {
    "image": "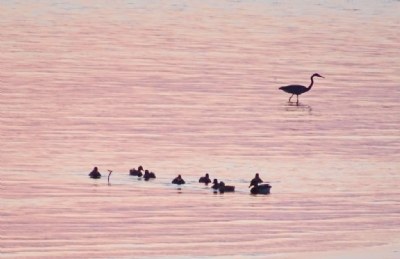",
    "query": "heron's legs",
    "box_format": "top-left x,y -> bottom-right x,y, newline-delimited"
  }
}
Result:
288,94 -> 294,102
